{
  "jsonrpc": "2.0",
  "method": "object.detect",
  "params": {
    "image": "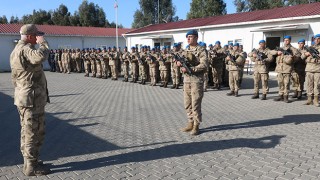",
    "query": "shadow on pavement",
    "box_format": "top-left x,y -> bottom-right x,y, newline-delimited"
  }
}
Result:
201,114 -> 320,133
49,93 -> 82,98
52,135 -> 285,172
